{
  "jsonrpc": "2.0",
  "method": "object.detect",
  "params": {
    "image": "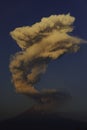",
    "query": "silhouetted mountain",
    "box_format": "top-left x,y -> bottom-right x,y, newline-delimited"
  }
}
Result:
0,105 -> 87,130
